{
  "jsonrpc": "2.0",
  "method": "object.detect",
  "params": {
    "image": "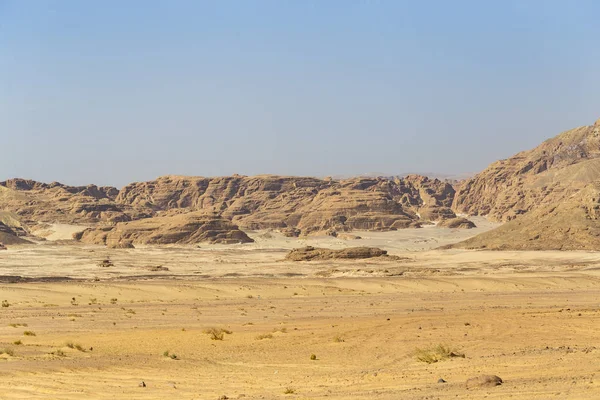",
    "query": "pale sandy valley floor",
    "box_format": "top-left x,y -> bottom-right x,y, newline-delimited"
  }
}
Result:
1,223 -> 599,399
